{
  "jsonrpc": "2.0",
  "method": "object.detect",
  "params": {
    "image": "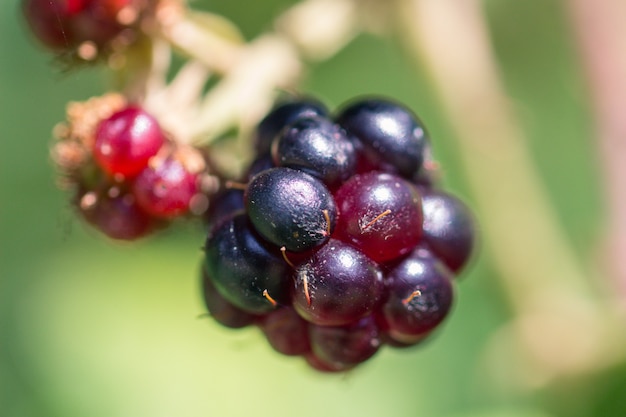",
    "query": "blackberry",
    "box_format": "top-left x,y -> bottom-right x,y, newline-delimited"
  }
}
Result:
204,187 -> 245,231
420,189 -> 476,273
245,167 -> 337,252
201,268 -> 257,329
204,212 -> 290,314
272,116 -> 357,188
336,98 -> 428,178
379,248 -> 455,344
291,239 -> 384,326
245,154 -> 275,181
253,99 -> 329,156
202,97 -> 477,372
